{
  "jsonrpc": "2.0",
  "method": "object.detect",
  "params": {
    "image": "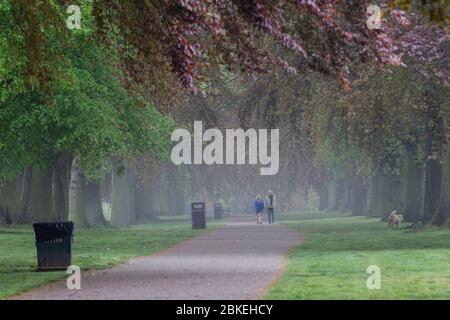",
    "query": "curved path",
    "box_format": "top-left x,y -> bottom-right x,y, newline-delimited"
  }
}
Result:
15,215 -> 301,300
